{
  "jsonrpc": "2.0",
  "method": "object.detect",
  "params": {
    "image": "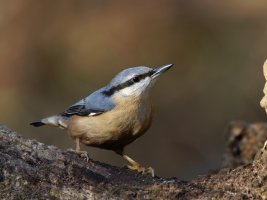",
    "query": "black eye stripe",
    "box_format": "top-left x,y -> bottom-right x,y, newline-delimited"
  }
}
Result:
102,71 -> 153,96
132,76 -> 139,82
